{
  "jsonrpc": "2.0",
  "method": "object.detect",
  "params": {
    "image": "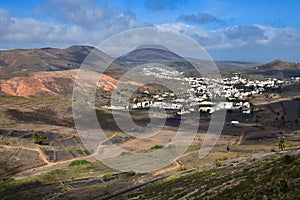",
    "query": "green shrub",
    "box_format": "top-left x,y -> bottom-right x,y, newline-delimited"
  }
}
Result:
33,131 -> 48,145
117,171 -> 135,178
150,144 -> 164,150
68,159 -> 91,167
178,165 -> 187,171
76,149 -> 84,155
84,150 -> 91,155
102,174 -> 112,179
